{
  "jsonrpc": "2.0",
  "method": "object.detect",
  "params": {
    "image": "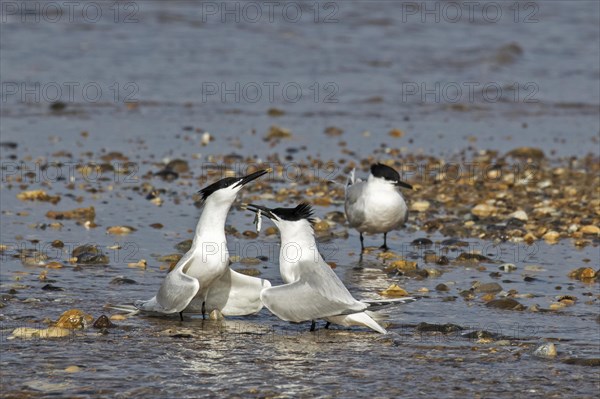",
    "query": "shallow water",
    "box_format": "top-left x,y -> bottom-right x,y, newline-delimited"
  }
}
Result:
1,1 -> 599,398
